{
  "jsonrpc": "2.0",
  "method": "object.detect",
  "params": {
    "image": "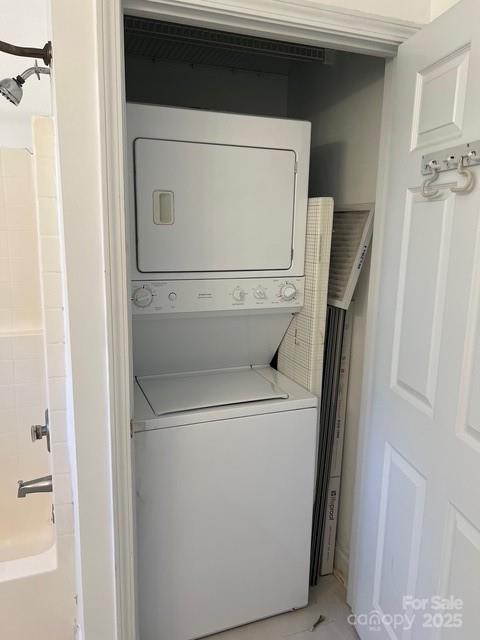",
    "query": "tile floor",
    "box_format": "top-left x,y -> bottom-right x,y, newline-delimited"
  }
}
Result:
208,575 -> 359,639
